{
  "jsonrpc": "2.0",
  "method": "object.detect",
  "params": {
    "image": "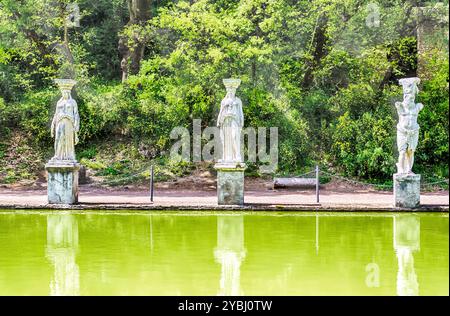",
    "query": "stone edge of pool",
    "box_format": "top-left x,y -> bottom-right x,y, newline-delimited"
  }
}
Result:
0,203 -> 448,212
